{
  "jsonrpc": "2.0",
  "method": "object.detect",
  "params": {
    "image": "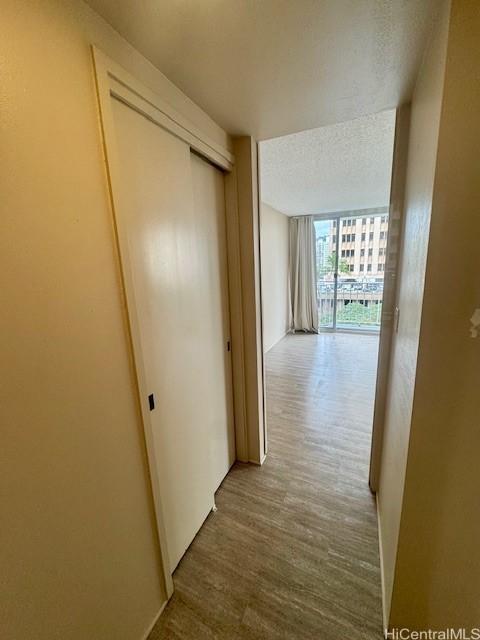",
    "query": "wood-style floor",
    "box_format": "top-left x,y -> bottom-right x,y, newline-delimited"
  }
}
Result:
150,332 -> 383,639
